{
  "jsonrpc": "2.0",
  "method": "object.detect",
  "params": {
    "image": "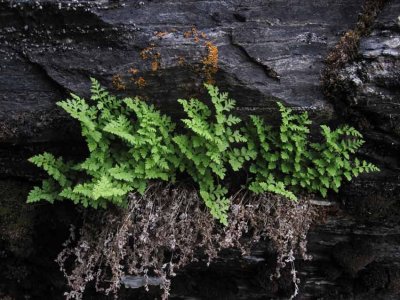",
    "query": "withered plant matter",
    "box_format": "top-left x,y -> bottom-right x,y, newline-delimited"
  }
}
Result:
57,184 -> 317,299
